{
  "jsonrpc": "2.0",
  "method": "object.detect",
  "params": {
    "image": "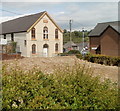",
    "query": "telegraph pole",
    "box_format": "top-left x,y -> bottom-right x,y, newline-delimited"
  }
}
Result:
82,28 -> 85,50
69,20 -> 72,42
82,28 -> 85,57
